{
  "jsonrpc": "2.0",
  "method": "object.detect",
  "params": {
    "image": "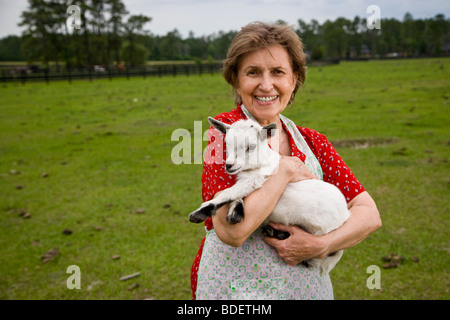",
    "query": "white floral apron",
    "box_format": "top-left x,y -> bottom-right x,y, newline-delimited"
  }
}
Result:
195,105 -> 333,300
